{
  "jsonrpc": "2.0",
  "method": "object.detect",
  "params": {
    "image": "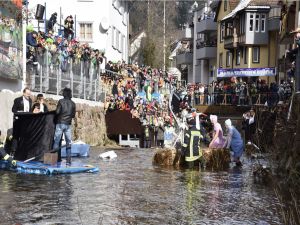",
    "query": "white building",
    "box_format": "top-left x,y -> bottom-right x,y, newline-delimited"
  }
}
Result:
28,0 -> 129,63
175,1 -> 217,85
